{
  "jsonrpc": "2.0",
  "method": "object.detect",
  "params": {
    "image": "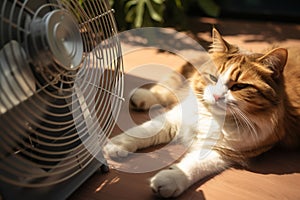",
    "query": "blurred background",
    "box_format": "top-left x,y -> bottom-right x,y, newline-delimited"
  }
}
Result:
108,0 -> 300,30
